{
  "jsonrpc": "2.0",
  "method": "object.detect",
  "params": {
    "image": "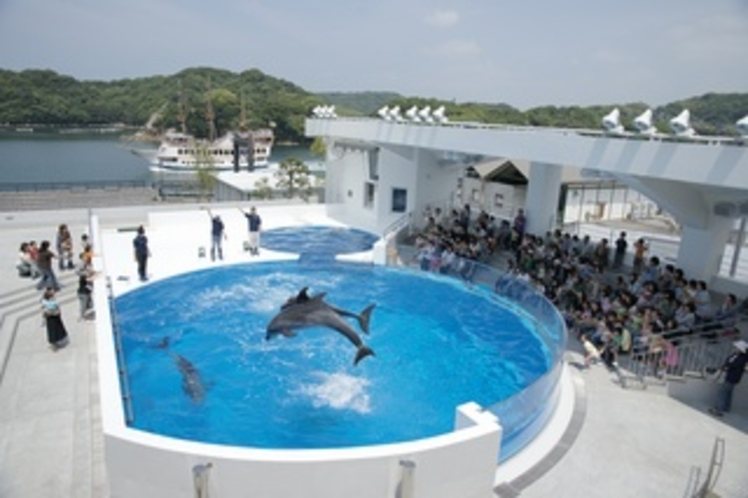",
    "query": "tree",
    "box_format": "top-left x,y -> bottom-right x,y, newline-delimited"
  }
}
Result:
274,157 -> 312,201
310,136 -> 327,158
252,177 -> 274,200
194,143 -> 217,200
